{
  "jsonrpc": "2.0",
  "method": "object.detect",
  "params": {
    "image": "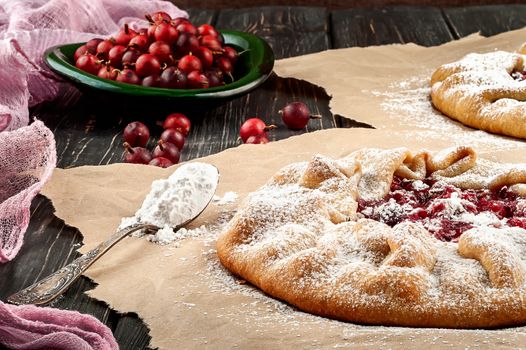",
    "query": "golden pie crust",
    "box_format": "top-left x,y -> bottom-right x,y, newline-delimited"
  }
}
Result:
430,51 -> 526,139
217,147 -> 526,328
